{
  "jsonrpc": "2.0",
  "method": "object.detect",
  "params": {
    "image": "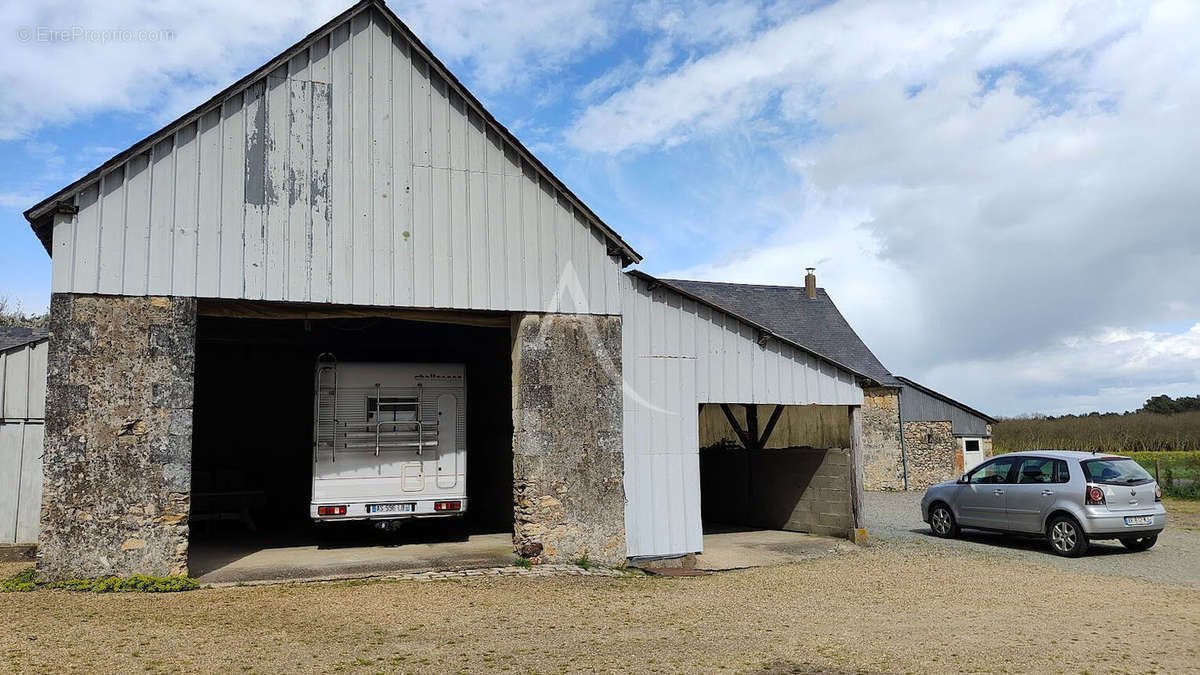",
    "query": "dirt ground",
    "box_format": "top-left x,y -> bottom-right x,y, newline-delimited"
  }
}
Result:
2,546 -> 1198,674
1165,498 -> 1200,530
